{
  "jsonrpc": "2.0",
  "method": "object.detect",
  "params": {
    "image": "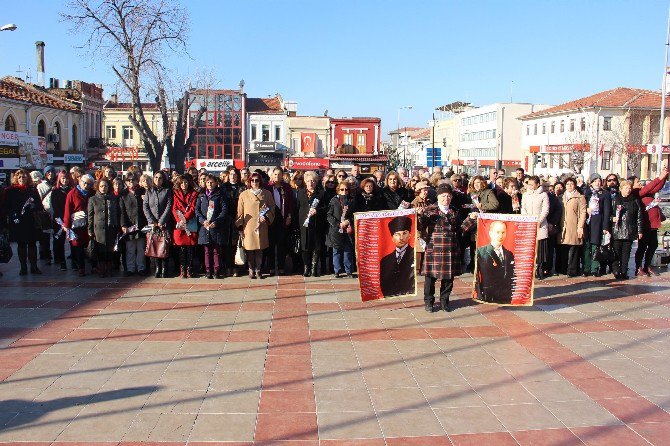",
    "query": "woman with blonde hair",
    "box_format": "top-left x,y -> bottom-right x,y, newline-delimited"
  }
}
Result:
611,179 -> 642,280
381,170 -> 412,210
290,171 -> 305,191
